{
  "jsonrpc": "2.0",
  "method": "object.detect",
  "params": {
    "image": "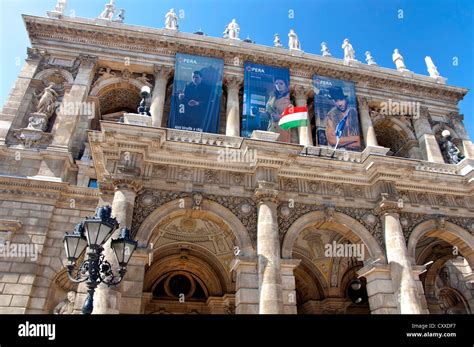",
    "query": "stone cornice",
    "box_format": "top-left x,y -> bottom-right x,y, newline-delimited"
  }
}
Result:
23,15 -> 467,103
0,175 -> 100,204
88,122 -> 473,200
